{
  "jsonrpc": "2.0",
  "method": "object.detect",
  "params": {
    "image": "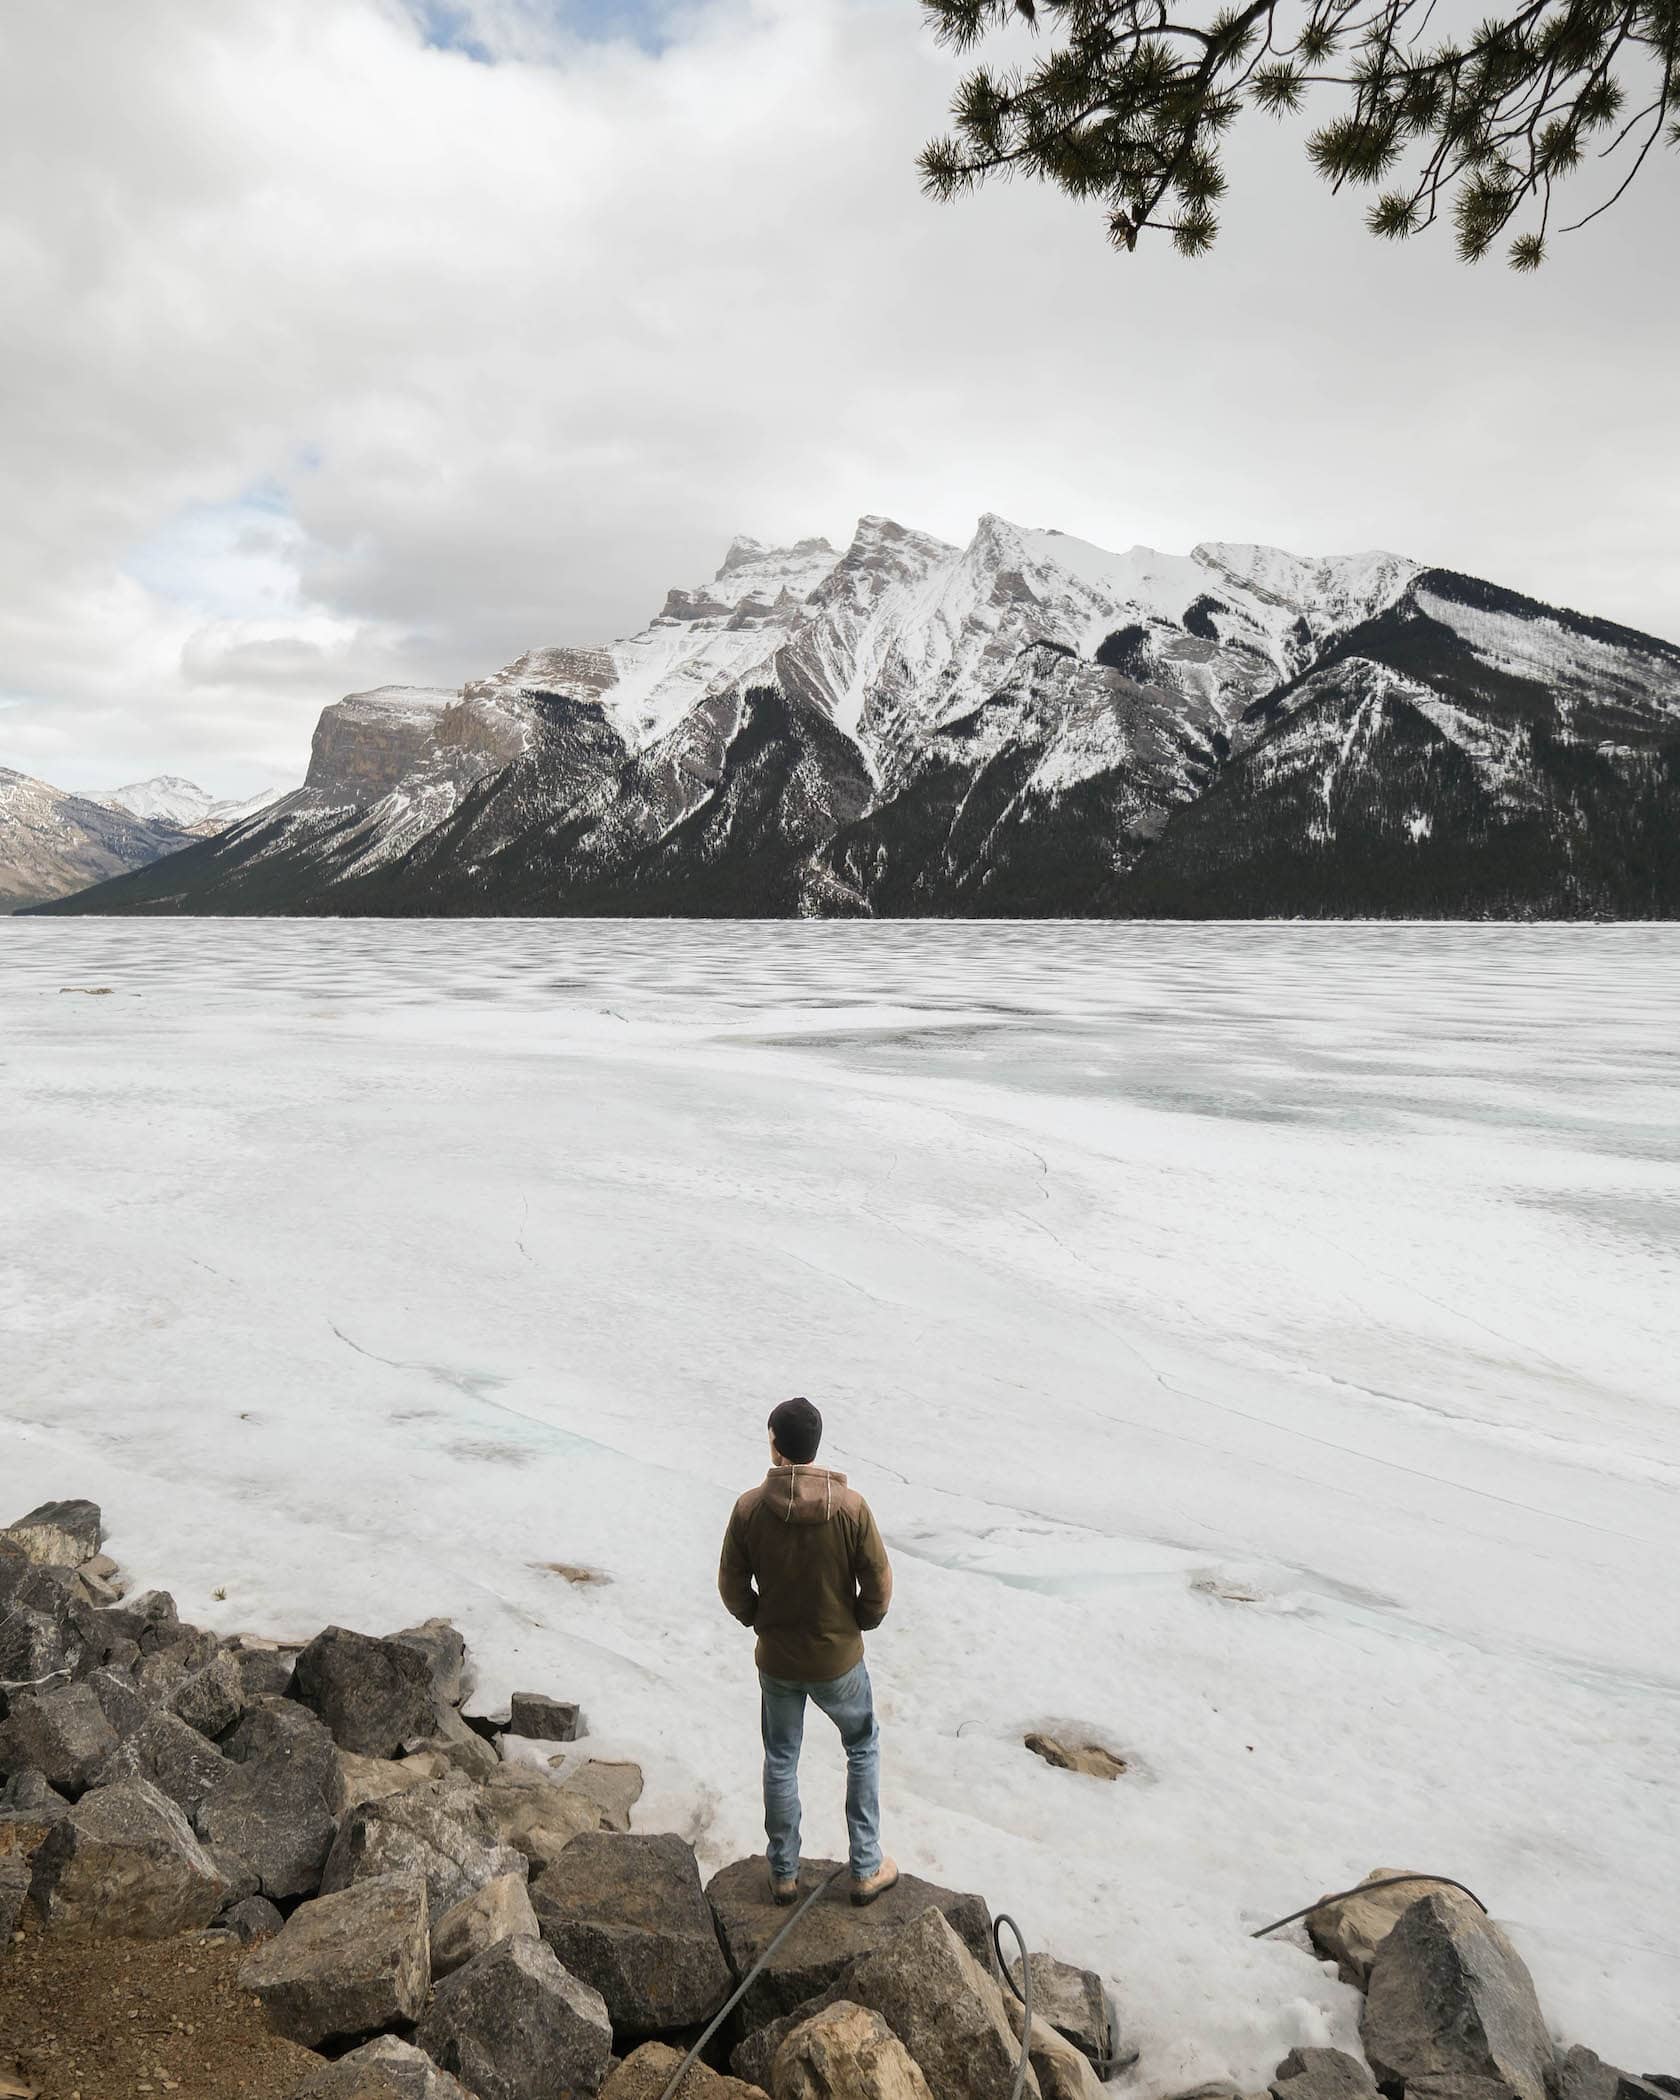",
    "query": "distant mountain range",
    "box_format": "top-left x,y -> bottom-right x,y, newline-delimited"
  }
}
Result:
1,773 -> 288,912
23,516 -> 1680,919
